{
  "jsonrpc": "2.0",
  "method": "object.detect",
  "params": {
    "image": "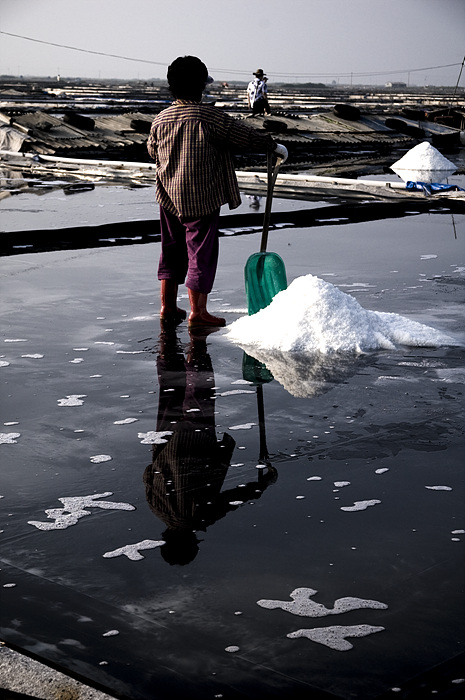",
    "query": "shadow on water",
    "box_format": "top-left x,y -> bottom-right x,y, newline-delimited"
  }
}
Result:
143,329 -> 277,566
